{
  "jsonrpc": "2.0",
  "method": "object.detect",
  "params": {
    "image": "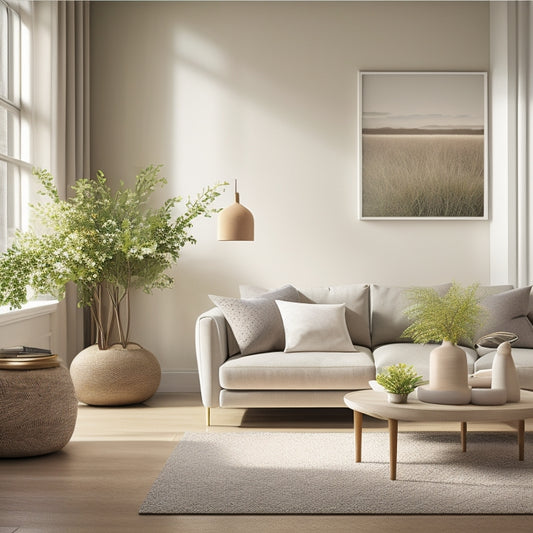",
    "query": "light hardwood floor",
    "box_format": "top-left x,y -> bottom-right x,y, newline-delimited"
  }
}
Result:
1,393 -> 532,533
